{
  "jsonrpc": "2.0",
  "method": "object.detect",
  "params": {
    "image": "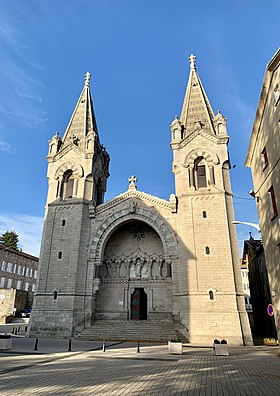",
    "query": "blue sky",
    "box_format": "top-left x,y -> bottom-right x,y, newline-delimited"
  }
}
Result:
0,0 -> 279,256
